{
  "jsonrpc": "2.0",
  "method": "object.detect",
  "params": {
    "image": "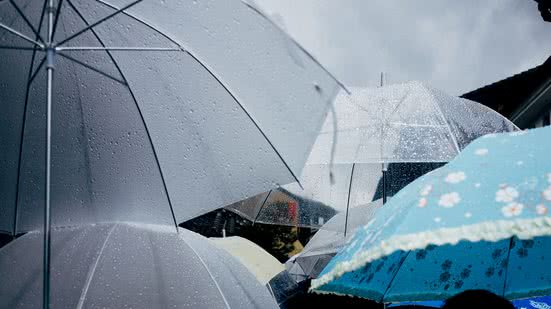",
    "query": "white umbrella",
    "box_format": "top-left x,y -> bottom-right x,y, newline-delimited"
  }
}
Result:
209,236 -> 285,285
0,223 -> 278,308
